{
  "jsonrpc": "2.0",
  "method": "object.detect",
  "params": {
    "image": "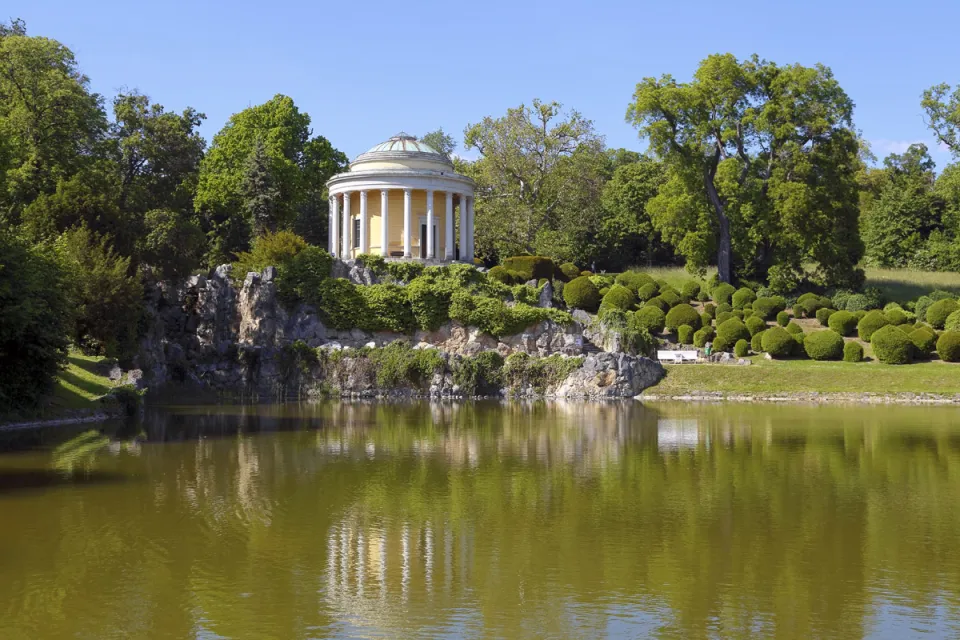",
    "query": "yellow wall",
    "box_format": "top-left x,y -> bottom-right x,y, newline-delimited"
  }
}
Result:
346,190 -> 452,259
